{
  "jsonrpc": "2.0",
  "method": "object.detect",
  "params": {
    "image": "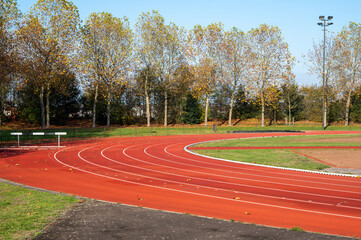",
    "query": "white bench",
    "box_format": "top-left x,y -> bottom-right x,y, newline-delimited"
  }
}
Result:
10,132 -> 67,147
